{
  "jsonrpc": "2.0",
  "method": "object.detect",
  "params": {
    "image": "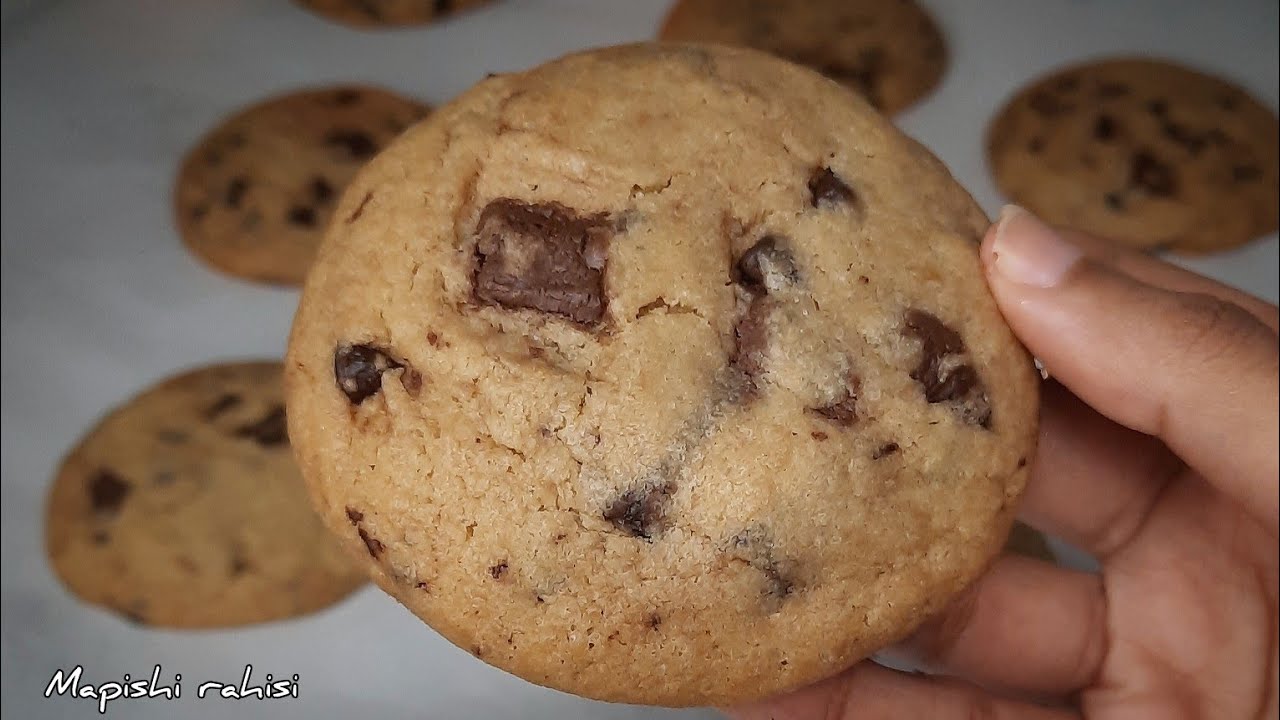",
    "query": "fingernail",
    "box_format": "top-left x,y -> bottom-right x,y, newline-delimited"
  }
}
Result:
989,205 -> 1082,288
